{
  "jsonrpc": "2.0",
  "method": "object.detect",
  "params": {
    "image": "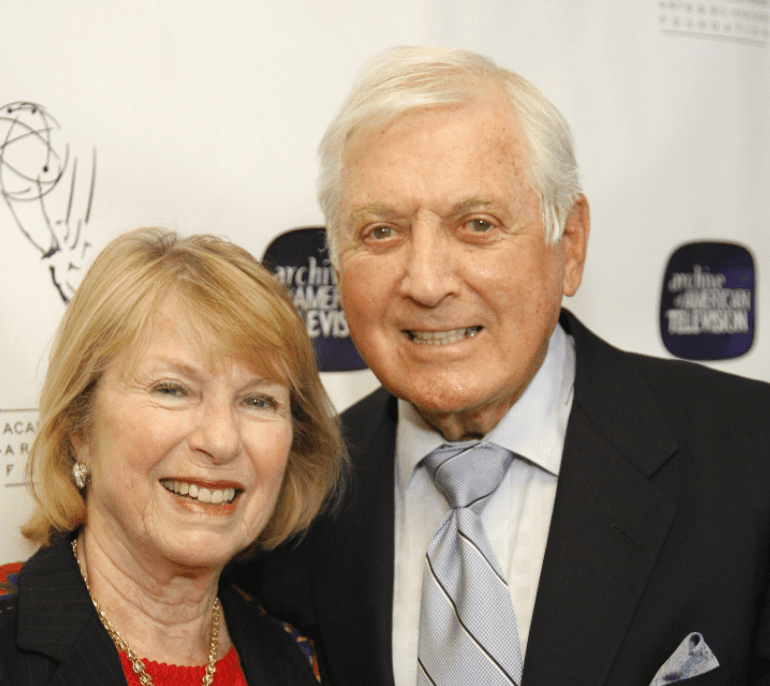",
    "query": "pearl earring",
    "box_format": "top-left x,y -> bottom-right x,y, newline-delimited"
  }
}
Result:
72,462 -> 89,489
